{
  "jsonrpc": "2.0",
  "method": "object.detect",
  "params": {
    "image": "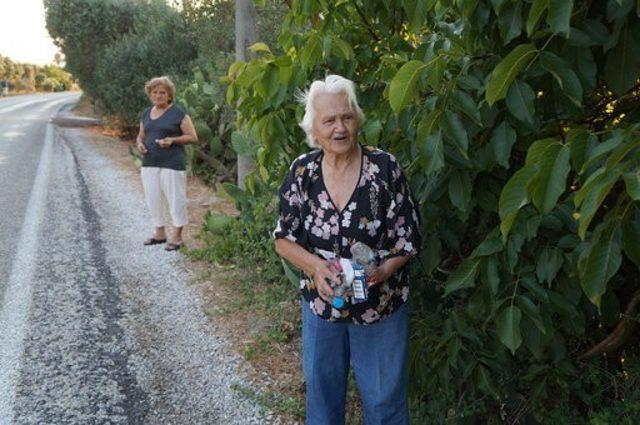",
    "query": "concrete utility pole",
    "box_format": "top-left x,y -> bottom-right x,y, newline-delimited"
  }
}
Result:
235,0 -> 257,190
